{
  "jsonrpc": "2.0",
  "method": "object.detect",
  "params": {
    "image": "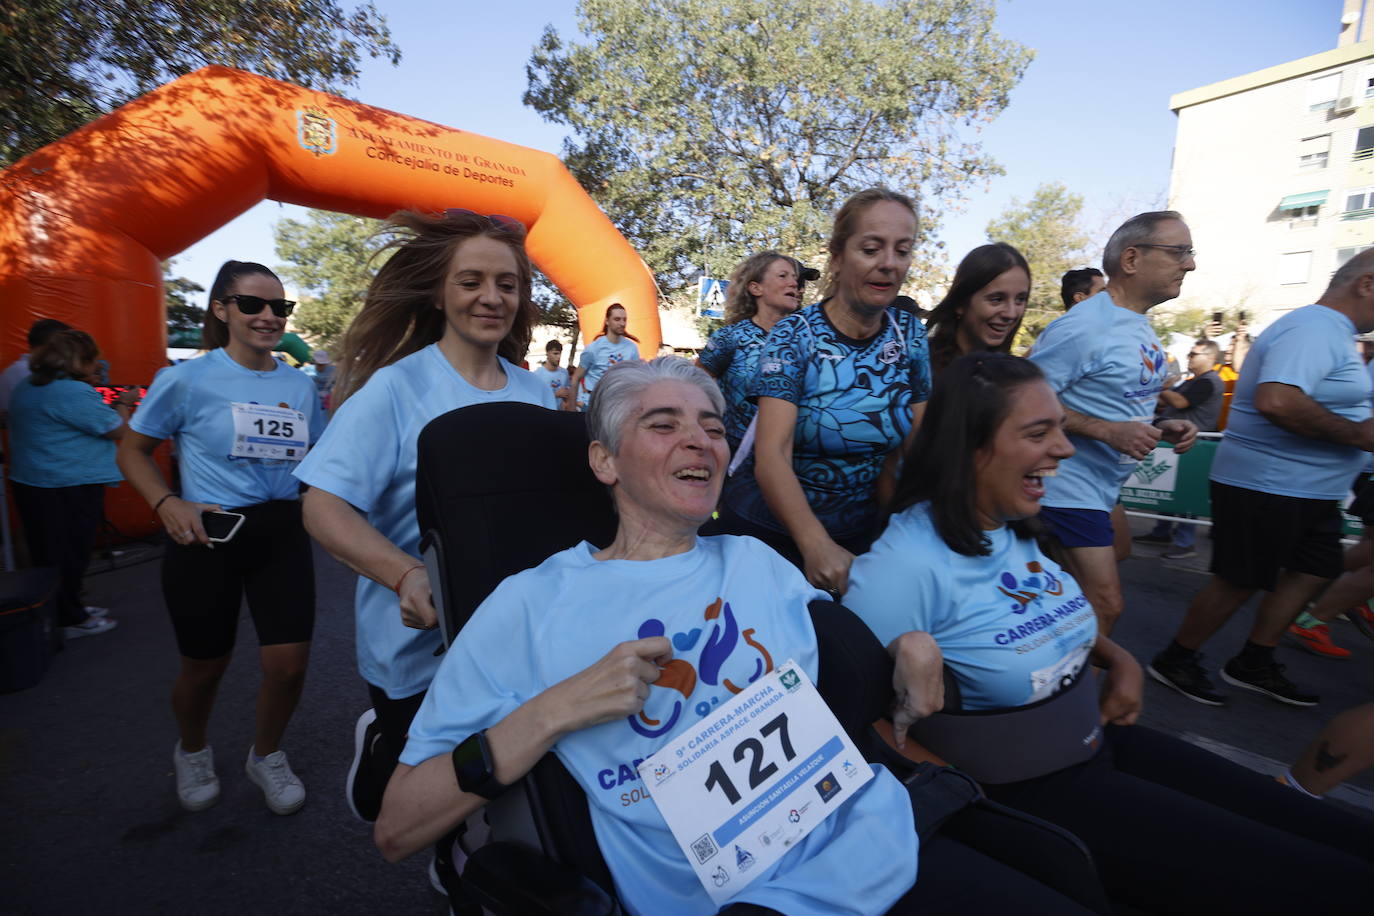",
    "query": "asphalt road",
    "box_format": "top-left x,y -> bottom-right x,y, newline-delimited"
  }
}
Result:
2,518 -> 1371,914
